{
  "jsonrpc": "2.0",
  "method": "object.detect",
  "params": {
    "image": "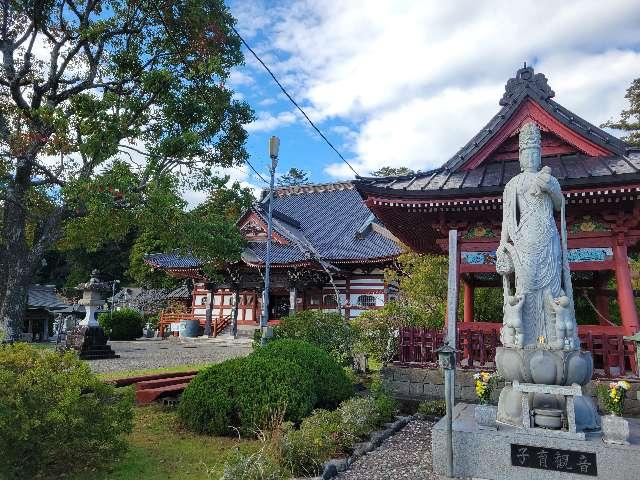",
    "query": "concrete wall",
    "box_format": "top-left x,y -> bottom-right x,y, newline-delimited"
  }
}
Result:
381,364 -> 640,415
